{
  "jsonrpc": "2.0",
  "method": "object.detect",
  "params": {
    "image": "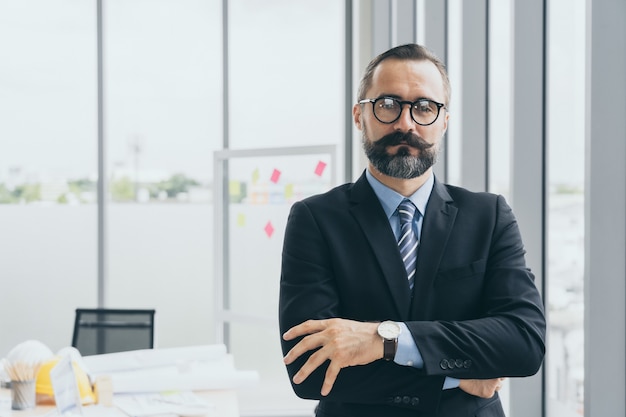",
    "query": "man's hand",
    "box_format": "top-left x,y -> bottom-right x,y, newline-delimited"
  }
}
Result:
459,378 -> 506,398
283,318 -> 381,396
